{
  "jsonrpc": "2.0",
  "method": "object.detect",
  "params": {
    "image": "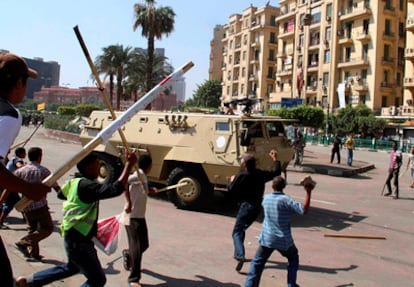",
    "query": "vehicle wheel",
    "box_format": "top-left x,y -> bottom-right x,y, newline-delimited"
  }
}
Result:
95,153 -> 123,184
166,167 -> 212,210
